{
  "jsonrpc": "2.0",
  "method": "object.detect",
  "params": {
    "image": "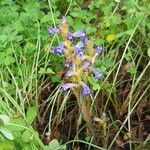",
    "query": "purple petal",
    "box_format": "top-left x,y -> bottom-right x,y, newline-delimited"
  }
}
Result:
48,27 -> 60,34
95,46 -> 104,54
61,83 -> 77,91
64,61 -> 72,68
93,68 -> 103,79
75,51 -> 85,59
74,40 -> 86,59
74,40 -> 85,52
72,29 -> 86,38
67,32 -> 75,42
82,61 -> 92,72
51,43 -> 64,54
81,82 -> 92,96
